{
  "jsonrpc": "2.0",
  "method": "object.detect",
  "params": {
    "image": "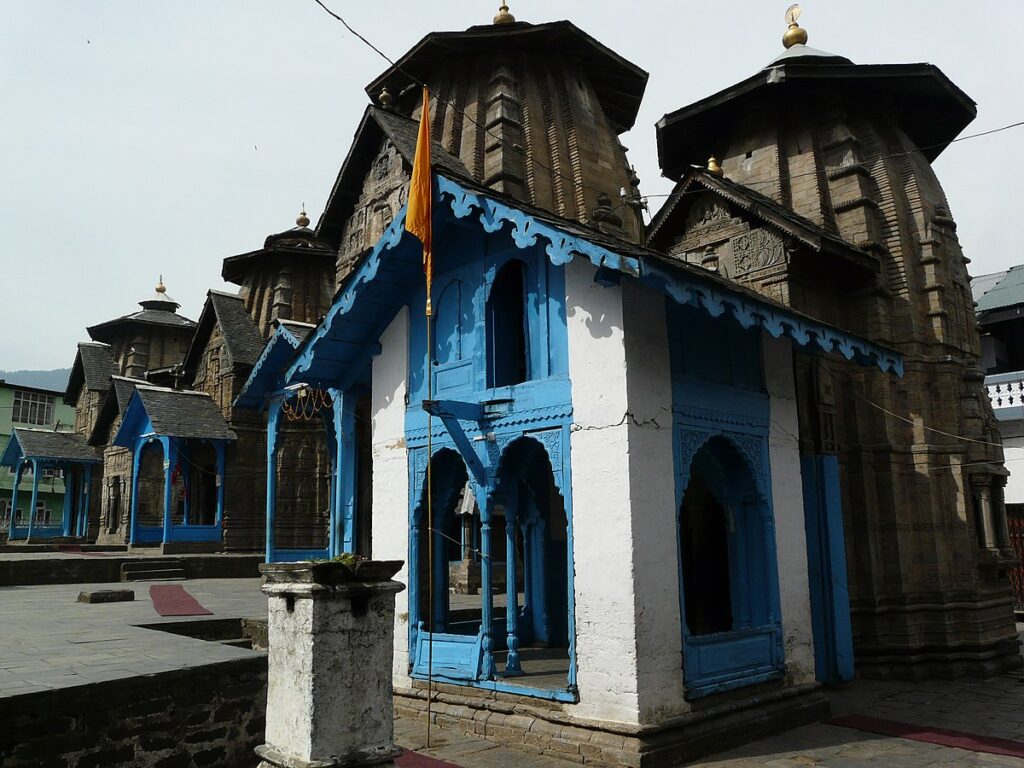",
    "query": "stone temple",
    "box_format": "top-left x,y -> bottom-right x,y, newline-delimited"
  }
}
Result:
4,5 -> 1017,767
